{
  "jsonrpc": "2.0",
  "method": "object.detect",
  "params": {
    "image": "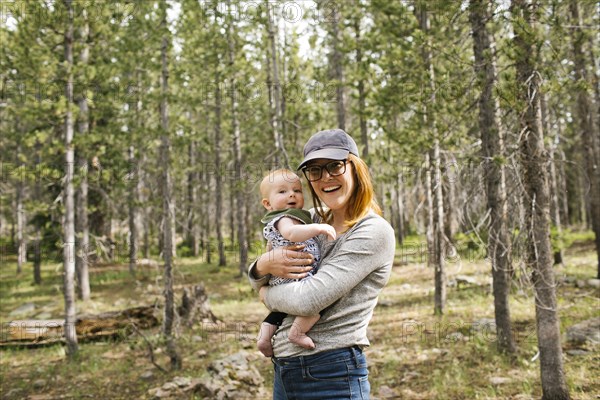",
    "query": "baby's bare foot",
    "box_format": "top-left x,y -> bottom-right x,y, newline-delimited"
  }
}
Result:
257,338 -> 274,357
289,333 -> 316,349
257,322 -> 277,357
